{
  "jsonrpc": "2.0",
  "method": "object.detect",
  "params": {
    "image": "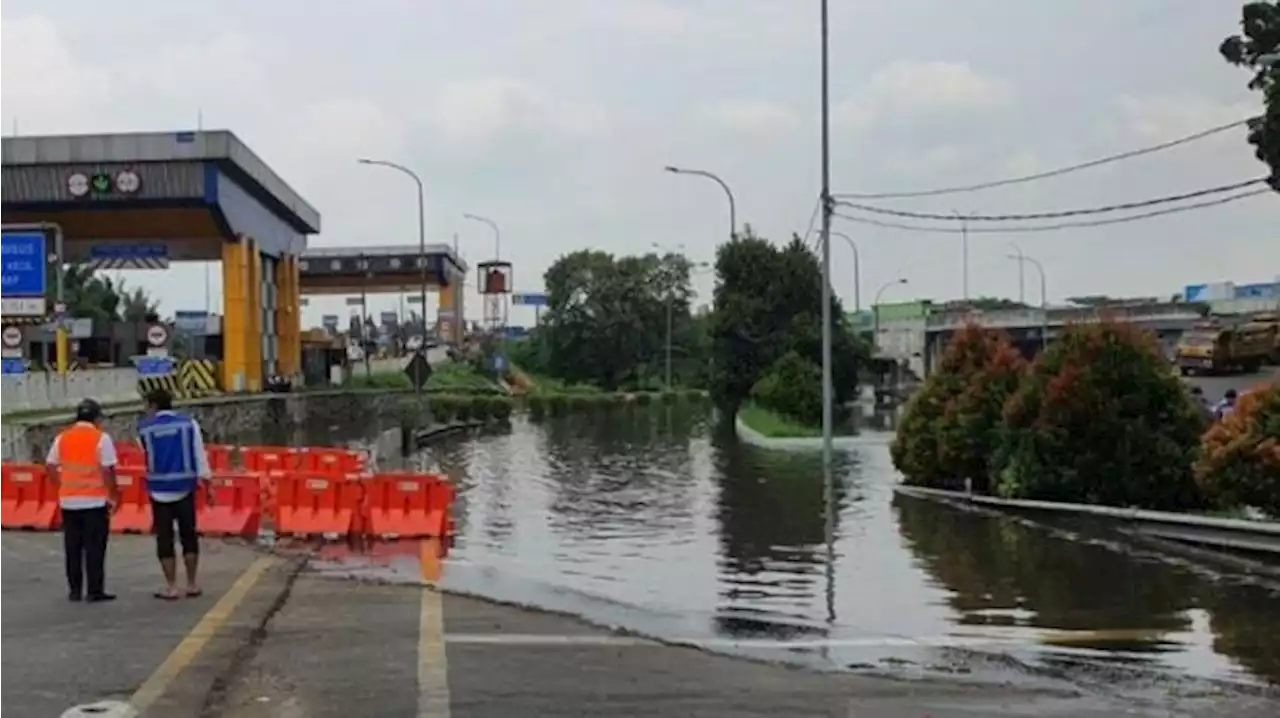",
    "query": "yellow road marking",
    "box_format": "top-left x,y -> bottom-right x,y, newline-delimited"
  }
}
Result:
129,555 -> 276,713
417,541 -> 451,718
